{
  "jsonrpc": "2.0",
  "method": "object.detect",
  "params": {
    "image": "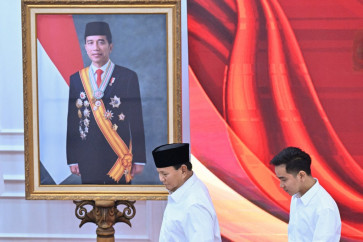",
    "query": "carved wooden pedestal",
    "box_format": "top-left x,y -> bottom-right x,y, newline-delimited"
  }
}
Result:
74,200 -> 136,242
